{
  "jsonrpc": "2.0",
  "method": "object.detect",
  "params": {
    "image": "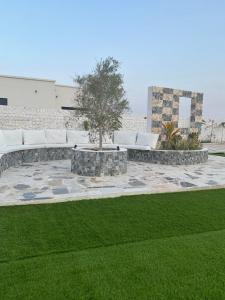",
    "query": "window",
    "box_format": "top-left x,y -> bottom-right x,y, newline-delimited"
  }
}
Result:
0,98 -> 8,106
178,97 -> 191,128
61,106 -> 76,111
